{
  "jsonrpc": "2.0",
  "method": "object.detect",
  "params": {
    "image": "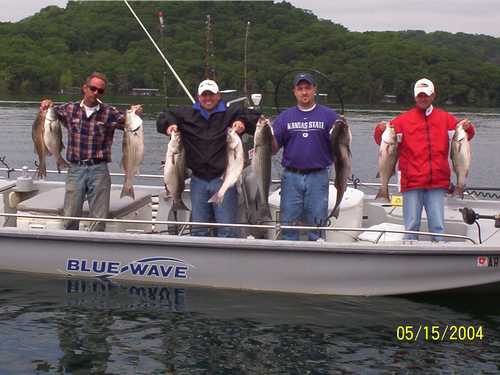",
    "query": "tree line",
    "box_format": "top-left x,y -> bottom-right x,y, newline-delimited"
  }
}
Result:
1,1 -> 500,107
